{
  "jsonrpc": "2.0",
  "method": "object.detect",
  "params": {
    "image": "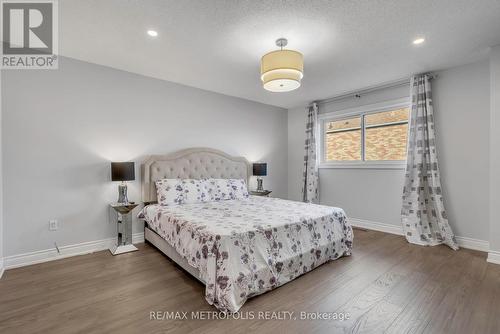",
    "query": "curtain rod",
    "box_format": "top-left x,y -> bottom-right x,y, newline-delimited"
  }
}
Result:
314,73 -> 436,106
